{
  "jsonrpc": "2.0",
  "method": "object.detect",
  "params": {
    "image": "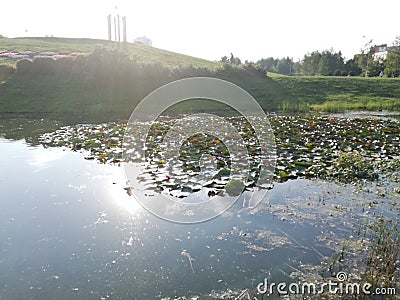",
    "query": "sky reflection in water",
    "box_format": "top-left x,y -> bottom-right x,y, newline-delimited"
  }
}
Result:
0,127 -> 398,299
